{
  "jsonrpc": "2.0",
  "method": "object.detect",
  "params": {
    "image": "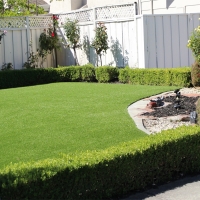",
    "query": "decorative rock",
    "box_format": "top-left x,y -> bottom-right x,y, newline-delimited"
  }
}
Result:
147,101 -> 157,109
143,118 -> 191,134
142,87 -> 200,134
